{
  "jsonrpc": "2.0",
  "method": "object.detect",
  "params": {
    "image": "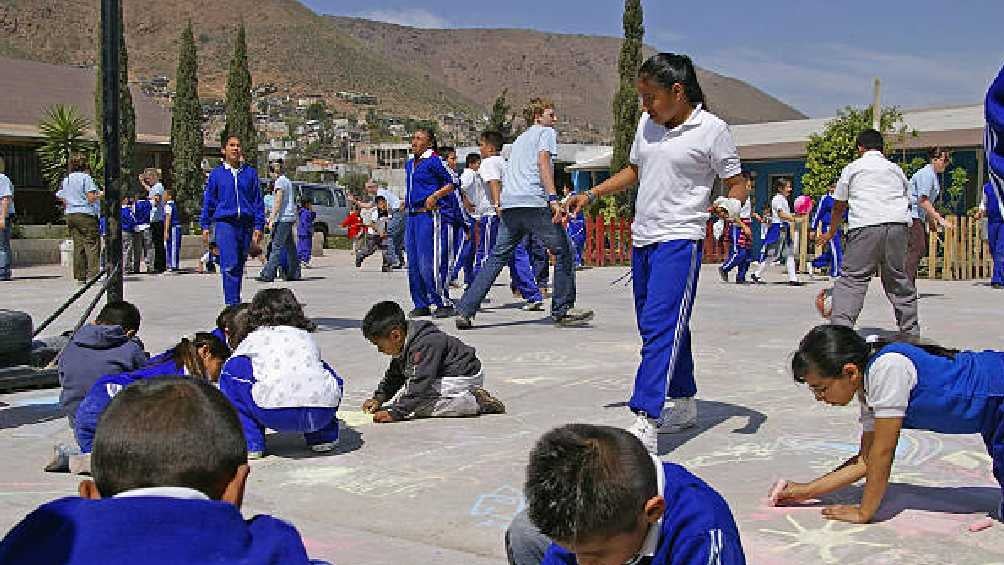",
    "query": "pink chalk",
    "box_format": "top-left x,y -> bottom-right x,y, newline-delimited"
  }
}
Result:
968,518 -> 994,532
768,479 -> 788,506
